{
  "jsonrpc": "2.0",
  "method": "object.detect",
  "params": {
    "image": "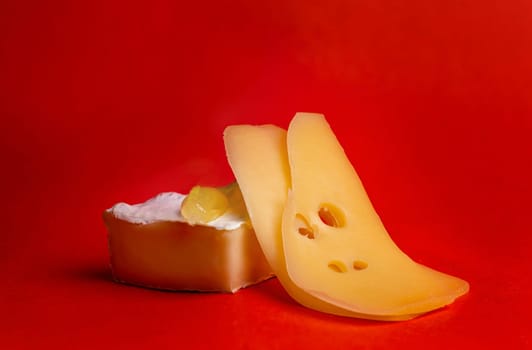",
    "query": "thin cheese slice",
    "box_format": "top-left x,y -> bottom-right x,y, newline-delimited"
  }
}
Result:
282,113 -> 469,316
224,123 -> 424,320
